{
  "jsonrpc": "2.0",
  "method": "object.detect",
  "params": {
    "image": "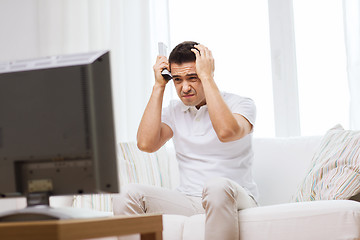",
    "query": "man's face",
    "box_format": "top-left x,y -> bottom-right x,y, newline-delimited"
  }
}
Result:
170,62 -> 206,109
